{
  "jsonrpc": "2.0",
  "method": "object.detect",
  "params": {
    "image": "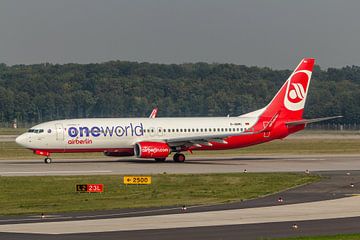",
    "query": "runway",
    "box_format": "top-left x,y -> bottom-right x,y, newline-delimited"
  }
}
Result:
2,195 -> 360,234
1,155 -> 360,239
0,154 -> 360,176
